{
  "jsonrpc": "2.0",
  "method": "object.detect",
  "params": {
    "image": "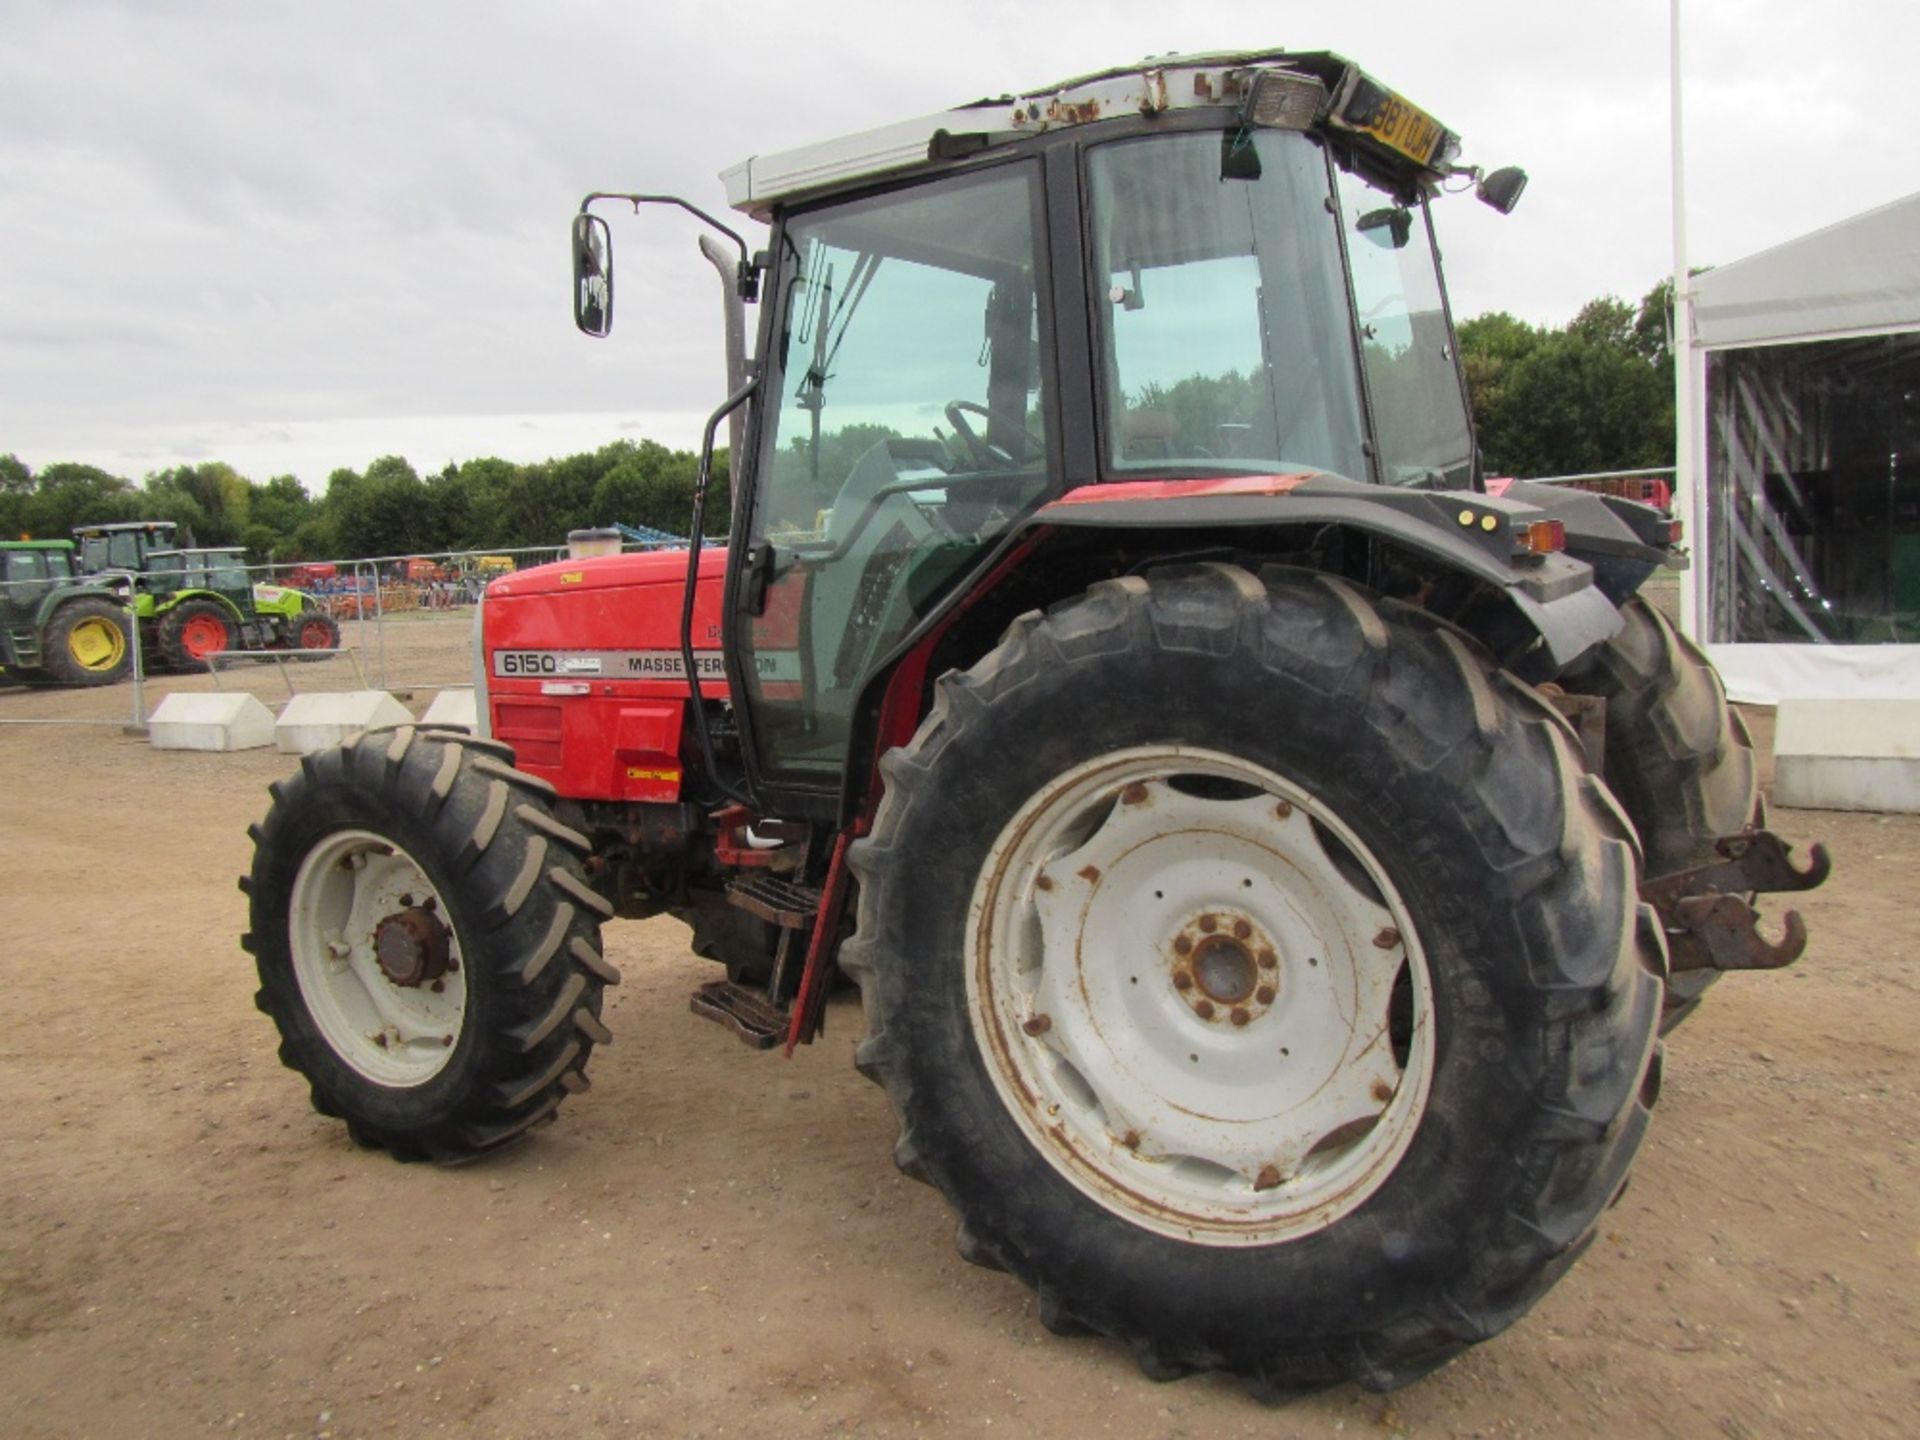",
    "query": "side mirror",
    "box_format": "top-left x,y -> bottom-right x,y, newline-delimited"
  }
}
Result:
1356,206 -> 1413,249
573,213 -> 613,336
1475,166 -> 1528,216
